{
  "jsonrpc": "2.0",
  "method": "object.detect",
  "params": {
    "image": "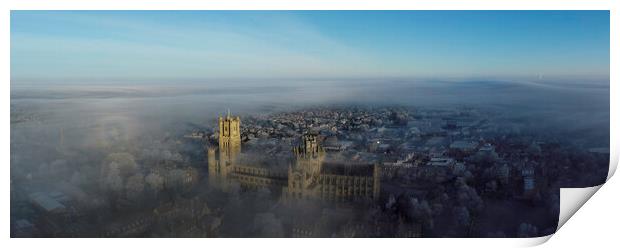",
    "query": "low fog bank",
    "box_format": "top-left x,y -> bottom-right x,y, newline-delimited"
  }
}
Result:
11,78 -> 610,144
10,78 -> 609,237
